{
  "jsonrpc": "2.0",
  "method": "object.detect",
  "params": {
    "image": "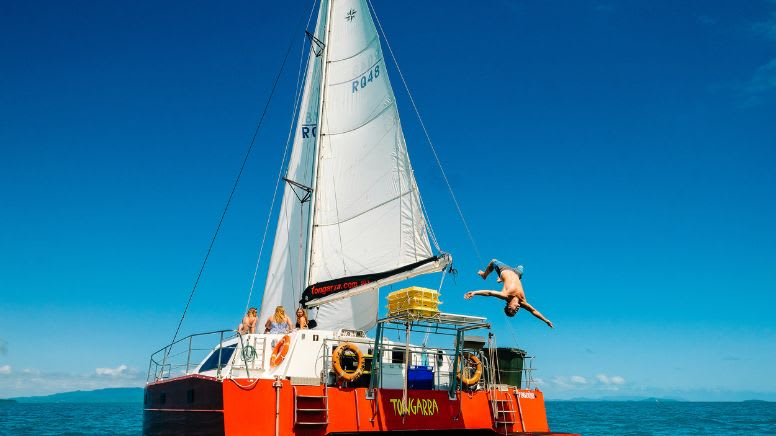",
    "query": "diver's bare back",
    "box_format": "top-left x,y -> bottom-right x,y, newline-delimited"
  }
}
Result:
500,269 -> 525,300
